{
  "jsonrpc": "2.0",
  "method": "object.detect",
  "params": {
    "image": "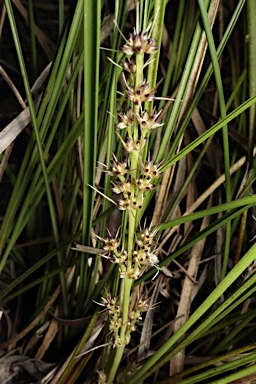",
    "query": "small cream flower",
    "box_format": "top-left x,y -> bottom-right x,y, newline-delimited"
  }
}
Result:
137,227 -> 157,247
111,179 -> 132,196
135,176 -> 155,192
125,78 -> 157,105
115,250 -> 128,264
97,370 -> 107,384
116,131 -> 147,153
118,197 -> 131,210
109,317 -> 122,332
94,229 -> 120,254
128,268 -> 141,280
121,58 -> 136,73
121,31 -> 158,55
110,153 -> 130,177
118,195 -> 144,211
142,160 -> 163,178
117,108 -> 134,129
136,108 -> 164,130
137,299 -> 149,312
